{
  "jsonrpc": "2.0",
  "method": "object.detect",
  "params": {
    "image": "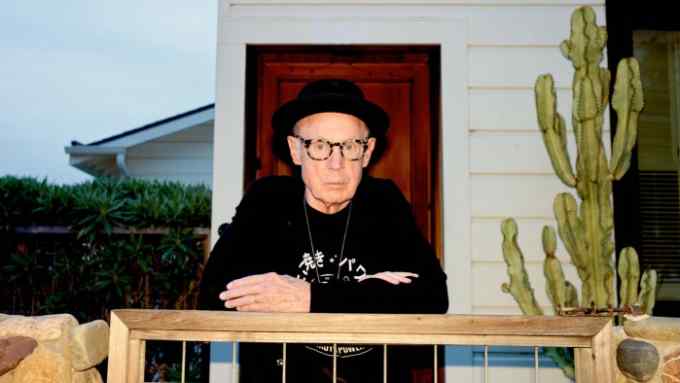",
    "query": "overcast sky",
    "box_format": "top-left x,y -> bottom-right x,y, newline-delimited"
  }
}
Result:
0,1 -> 217,184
